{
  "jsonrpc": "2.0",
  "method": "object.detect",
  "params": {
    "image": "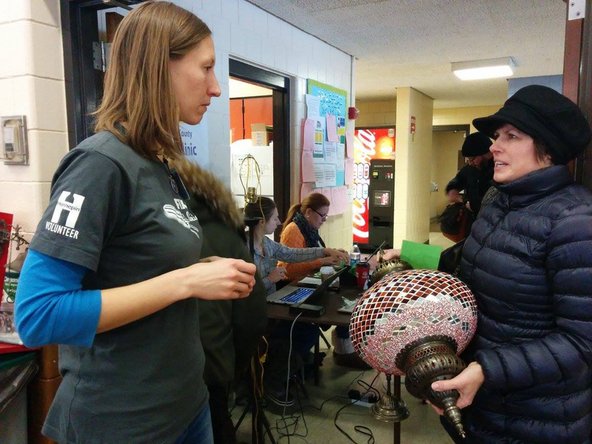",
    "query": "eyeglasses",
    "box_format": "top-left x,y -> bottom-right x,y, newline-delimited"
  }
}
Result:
312,208 -> 328,220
